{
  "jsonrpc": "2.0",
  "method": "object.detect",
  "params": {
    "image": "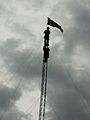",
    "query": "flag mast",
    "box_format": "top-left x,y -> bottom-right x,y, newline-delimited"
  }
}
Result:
38,17 -> 63,120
